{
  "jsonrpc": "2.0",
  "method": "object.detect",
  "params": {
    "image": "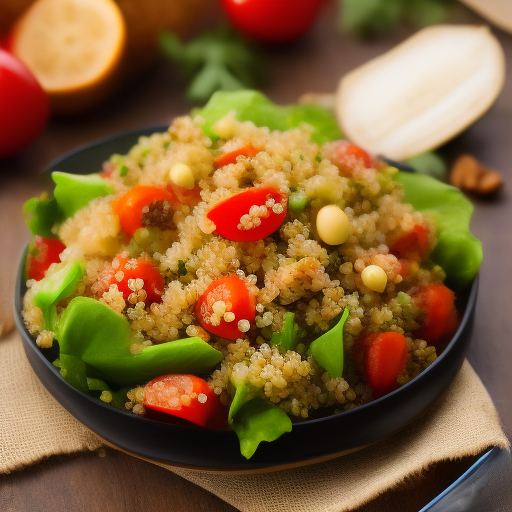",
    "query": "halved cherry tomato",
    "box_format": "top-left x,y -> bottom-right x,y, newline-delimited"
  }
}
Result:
195,276 -> 256,340
330,140 -> 374,174
412,283 -> 458,346
107,254 -> 165,306
27,236 -> 66,281
390,224 -> 430,262
214,144 -> 259,168
113,186 -> 175,237
362,332 -> 408,398
144,374 -> 227,428
207,187 -> 287,242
